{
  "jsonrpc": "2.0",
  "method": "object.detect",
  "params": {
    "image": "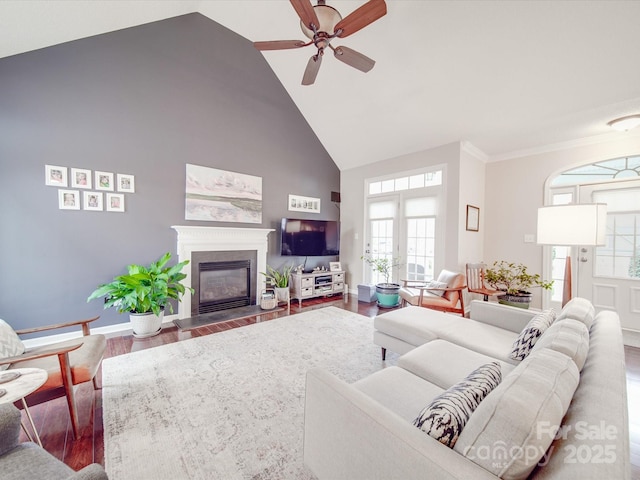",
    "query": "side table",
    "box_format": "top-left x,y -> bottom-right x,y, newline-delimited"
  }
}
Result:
0,367 -> 48,446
